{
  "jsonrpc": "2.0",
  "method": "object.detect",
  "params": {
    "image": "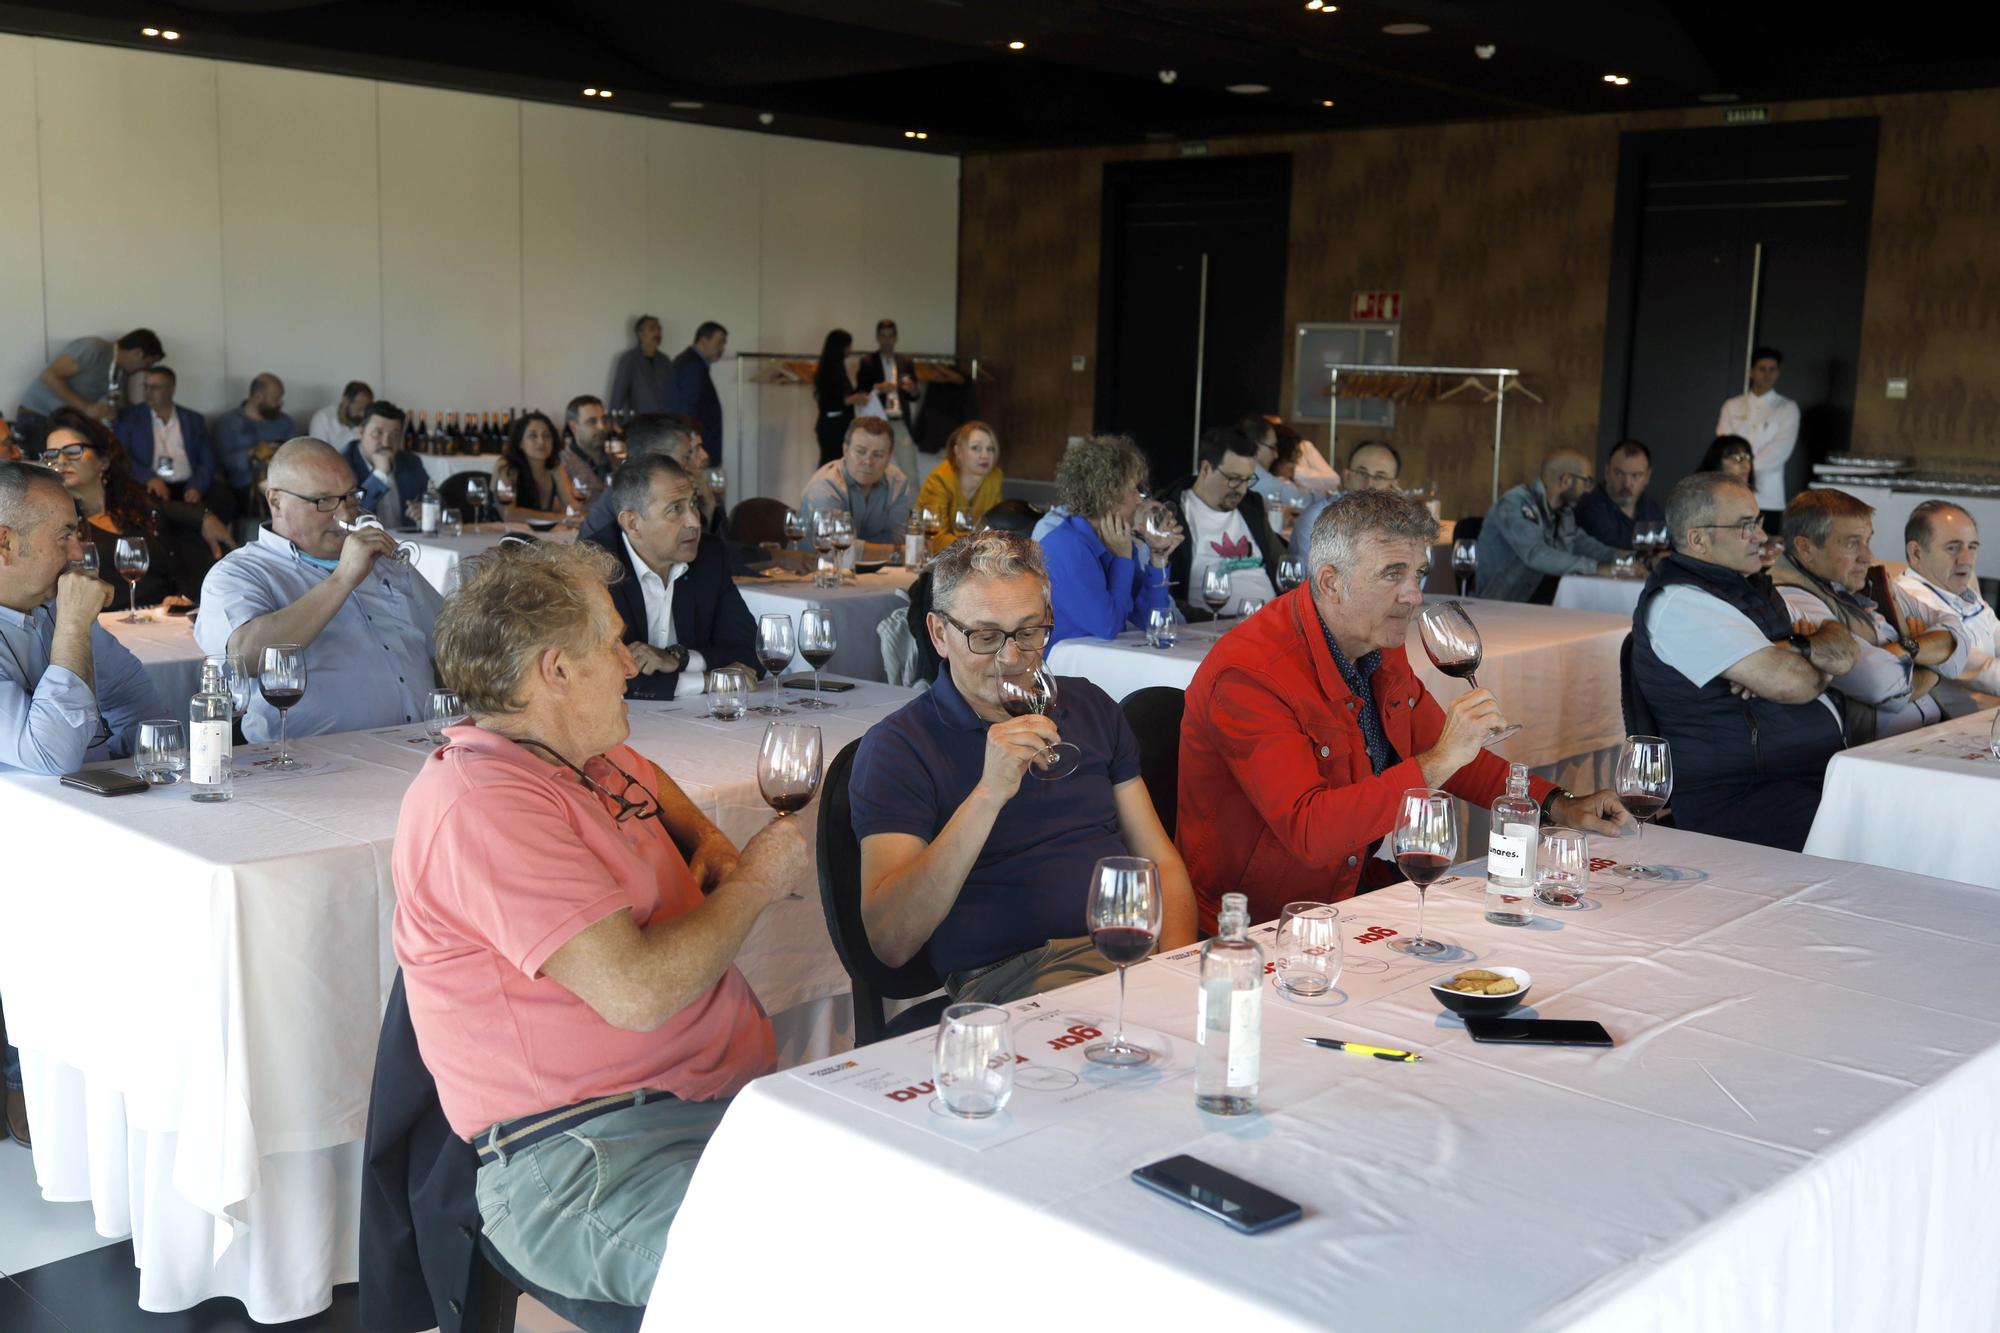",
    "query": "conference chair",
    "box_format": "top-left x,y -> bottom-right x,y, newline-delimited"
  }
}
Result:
816,738 -> 950,1046
1120,685 -> 1185,839
437,470 -> 495,523
729,496 -> 793,547
978,498 -> 1042,534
